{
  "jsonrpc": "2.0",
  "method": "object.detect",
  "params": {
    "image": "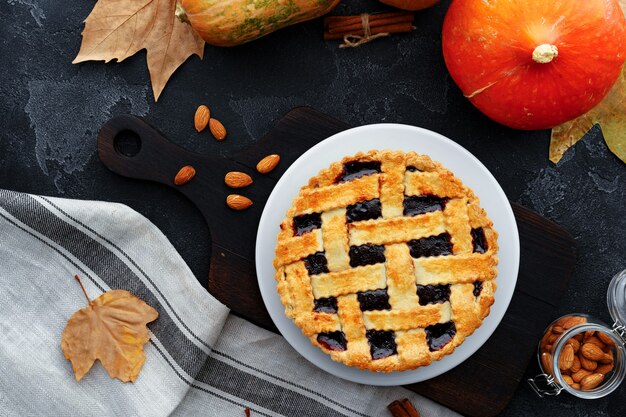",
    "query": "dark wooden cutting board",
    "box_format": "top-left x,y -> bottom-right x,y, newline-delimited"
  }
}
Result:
98,107 -> 577,417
